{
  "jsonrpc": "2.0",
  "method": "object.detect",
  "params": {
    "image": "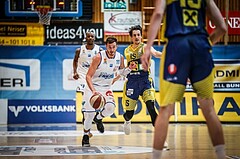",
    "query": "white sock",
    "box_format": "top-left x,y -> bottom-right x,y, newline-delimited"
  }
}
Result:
152,148 -> 163,159
96,112 -> 104,120
215,145 -> 226,159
